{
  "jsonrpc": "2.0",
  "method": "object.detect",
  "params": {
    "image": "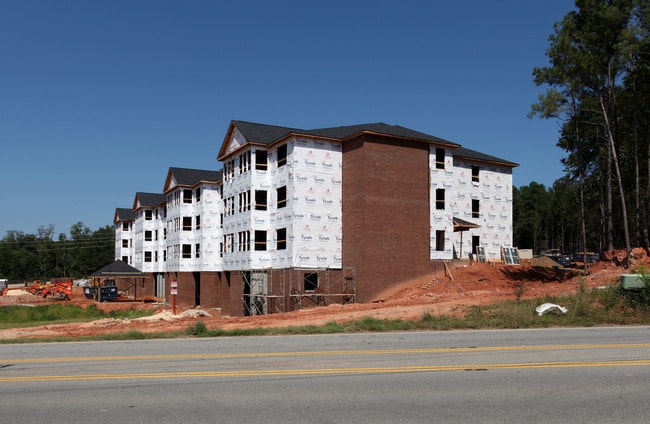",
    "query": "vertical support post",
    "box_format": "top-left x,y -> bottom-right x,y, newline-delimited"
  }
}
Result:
171,279 -> 178,315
